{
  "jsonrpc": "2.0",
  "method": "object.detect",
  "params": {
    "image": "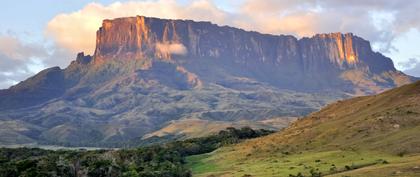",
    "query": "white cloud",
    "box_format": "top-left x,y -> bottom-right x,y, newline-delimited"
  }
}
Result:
46,0 -> 231,54
0,35 -> 47,62
0,33 -> 75,89
45,0 -> 420,56
236,0 -> 420,54
0,34 -> 48,88
398,58 -> 419,70
404,64 -> 420,77
156,42 -> 187,56
401,58 -> 420,77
